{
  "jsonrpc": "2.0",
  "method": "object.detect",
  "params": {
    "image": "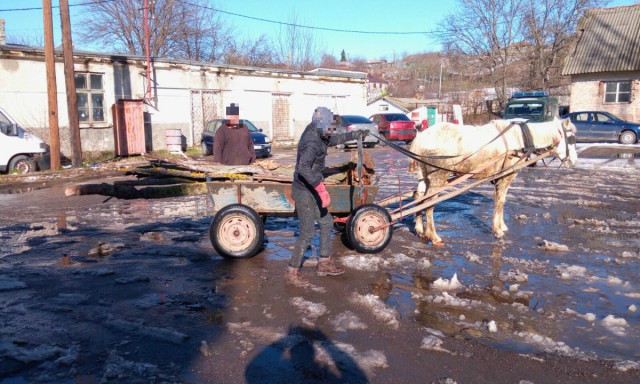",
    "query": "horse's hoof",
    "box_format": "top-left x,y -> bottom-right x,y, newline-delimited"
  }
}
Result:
432,240 -> 445,246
